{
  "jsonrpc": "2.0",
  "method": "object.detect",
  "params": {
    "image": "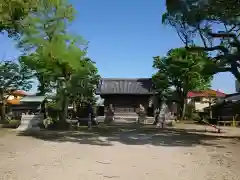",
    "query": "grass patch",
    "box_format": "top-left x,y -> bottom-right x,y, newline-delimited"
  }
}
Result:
1,119 -> 20,129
